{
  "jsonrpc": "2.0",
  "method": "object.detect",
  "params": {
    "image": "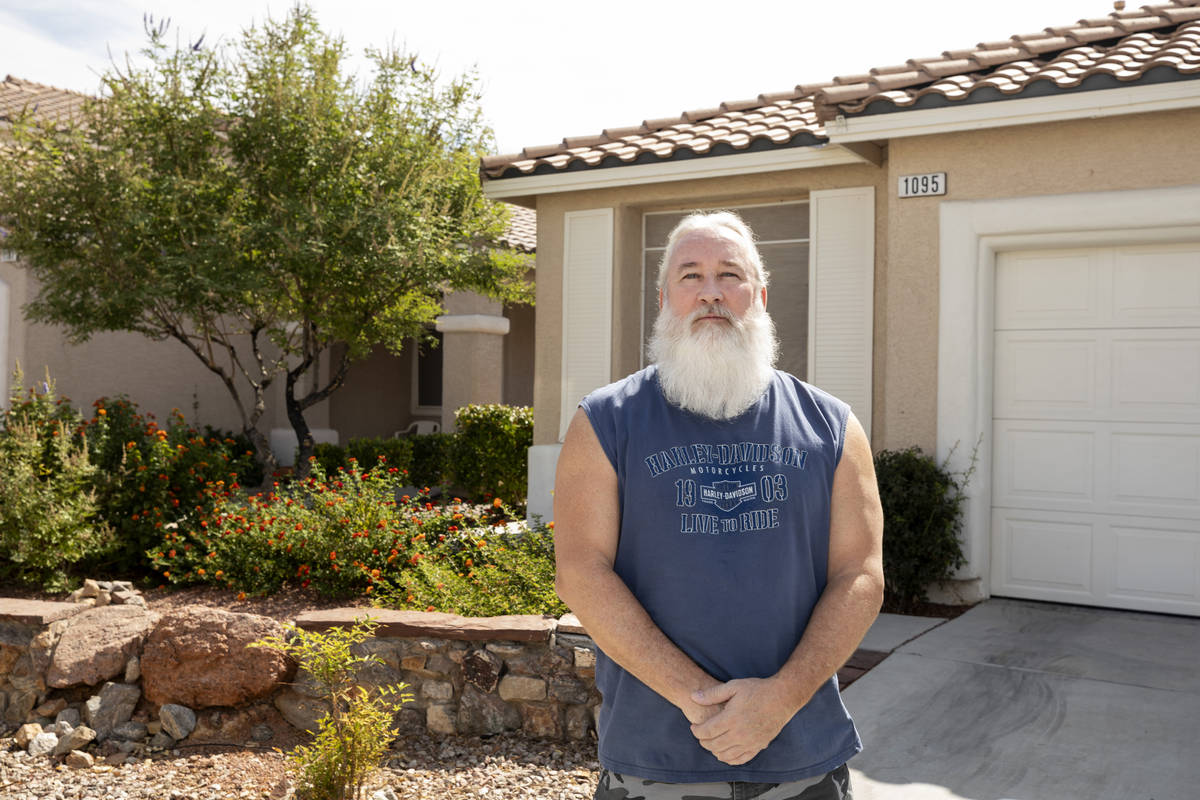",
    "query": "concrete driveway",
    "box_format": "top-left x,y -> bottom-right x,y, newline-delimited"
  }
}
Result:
842,599 -> 1200,800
